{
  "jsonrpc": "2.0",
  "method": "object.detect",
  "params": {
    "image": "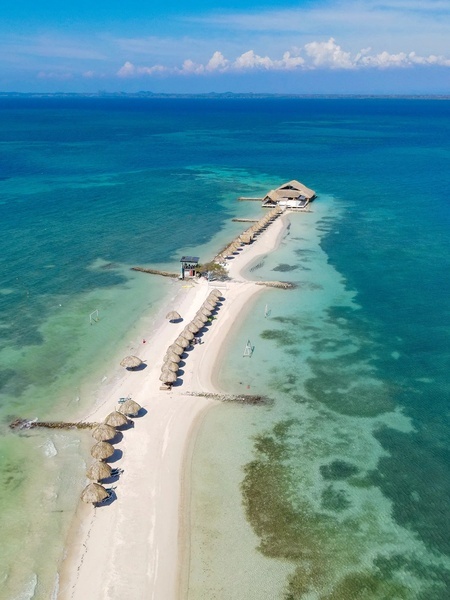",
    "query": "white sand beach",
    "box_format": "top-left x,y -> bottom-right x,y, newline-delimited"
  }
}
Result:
57,213 -> 288,600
